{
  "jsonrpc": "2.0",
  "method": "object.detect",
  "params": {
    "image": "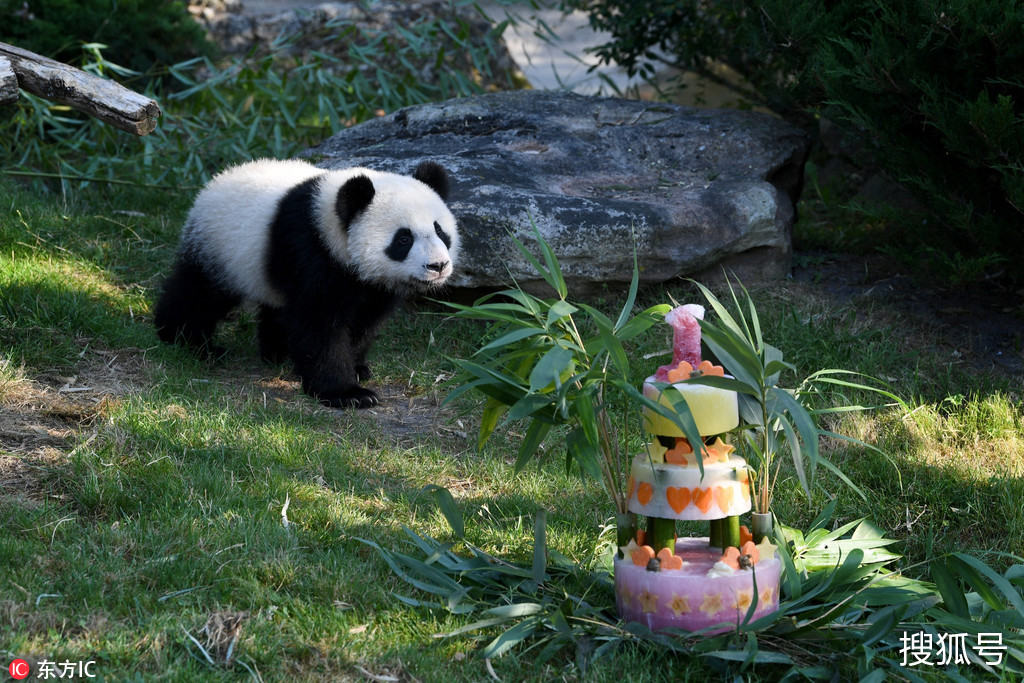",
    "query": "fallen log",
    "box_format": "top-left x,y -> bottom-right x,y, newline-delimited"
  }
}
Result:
0,41 -> 160,135
0,56 -> 17,105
